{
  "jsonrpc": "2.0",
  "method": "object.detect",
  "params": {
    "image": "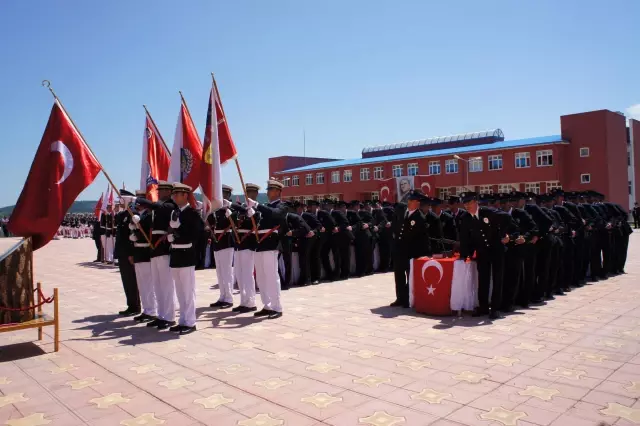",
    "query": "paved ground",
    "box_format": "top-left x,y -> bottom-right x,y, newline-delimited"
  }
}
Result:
1,236 -> 640,426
